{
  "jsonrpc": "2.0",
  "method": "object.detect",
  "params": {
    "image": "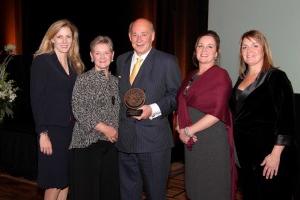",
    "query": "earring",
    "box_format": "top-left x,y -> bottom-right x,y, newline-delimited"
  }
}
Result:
91,59 -> 94,62
111,59 -> 114,62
